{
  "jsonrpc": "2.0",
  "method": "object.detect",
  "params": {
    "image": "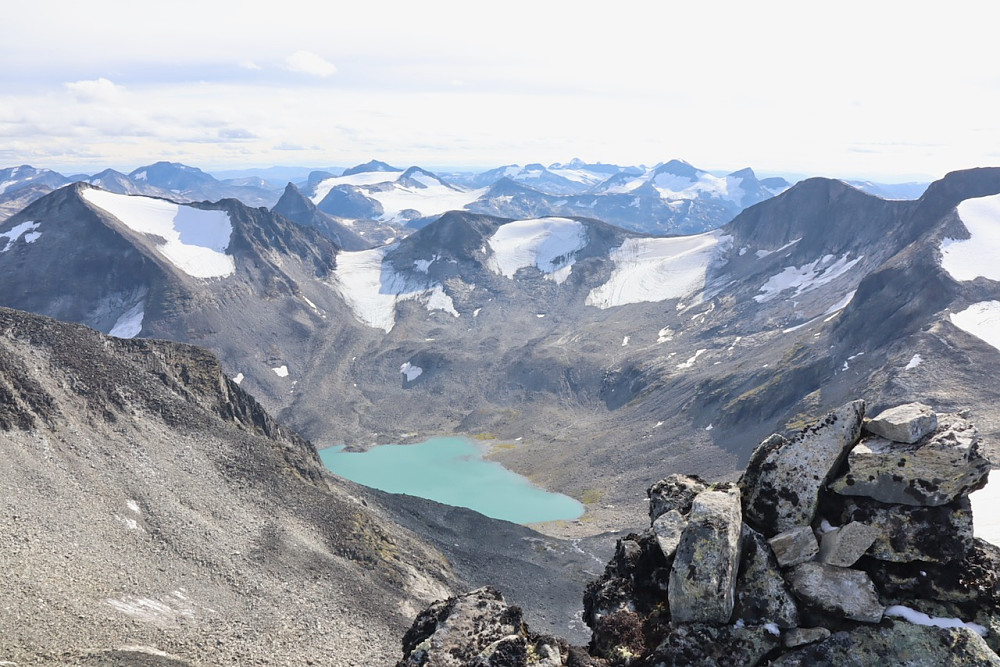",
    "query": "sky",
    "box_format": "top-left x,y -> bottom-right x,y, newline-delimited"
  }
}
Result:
2,1 -> 998,182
